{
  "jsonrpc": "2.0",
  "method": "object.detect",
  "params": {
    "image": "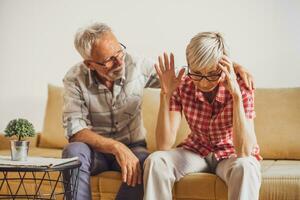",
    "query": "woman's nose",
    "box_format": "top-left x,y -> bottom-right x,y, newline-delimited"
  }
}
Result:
200,80 -> 210,87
